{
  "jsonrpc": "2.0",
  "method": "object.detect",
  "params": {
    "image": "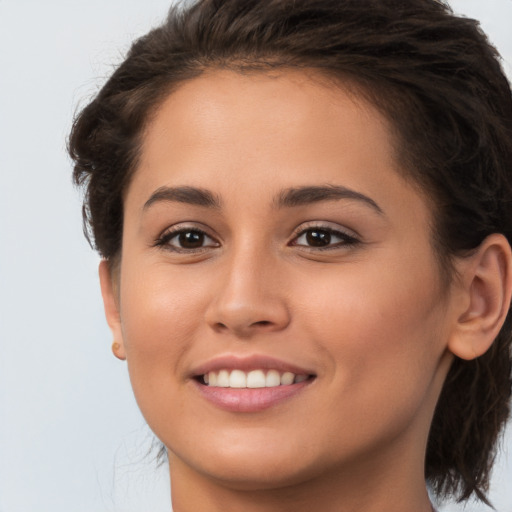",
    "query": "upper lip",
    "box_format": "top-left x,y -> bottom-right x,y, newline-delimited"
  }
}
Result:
190,354 -> 315,377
